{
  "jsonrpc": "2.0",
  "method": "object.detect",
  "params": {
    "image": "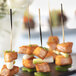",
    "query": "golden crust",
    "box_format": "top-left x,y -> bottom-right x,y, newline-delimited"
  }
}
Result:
22,57 -> 35,69
57,42 -> 73,53
48,36 -> 59,44
19,46 -> 27,54
36,63 -> 51,72
46,50 -> 53,57
55,55 -> 72,66
47,36 -> 59,50
33,47 -> 48,59
4,52 -> 17,62
46,50 -> 57,59
19,45 -> 38,55
1,65 -> 19,76
48,42 -> 57,50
